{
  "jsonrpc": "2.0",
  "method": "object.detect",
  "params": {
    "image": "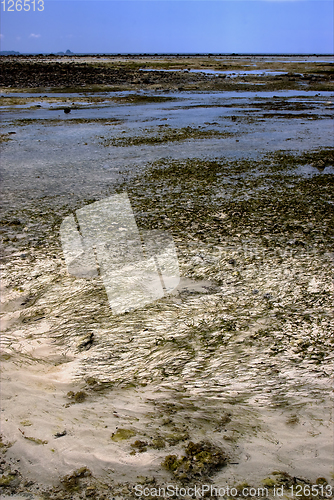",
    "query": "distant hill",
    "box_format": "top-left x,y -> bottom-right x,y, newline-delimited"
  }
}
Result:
56,50 -> 74,55
0,51 -> 20,55
0,50 -> 75,56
